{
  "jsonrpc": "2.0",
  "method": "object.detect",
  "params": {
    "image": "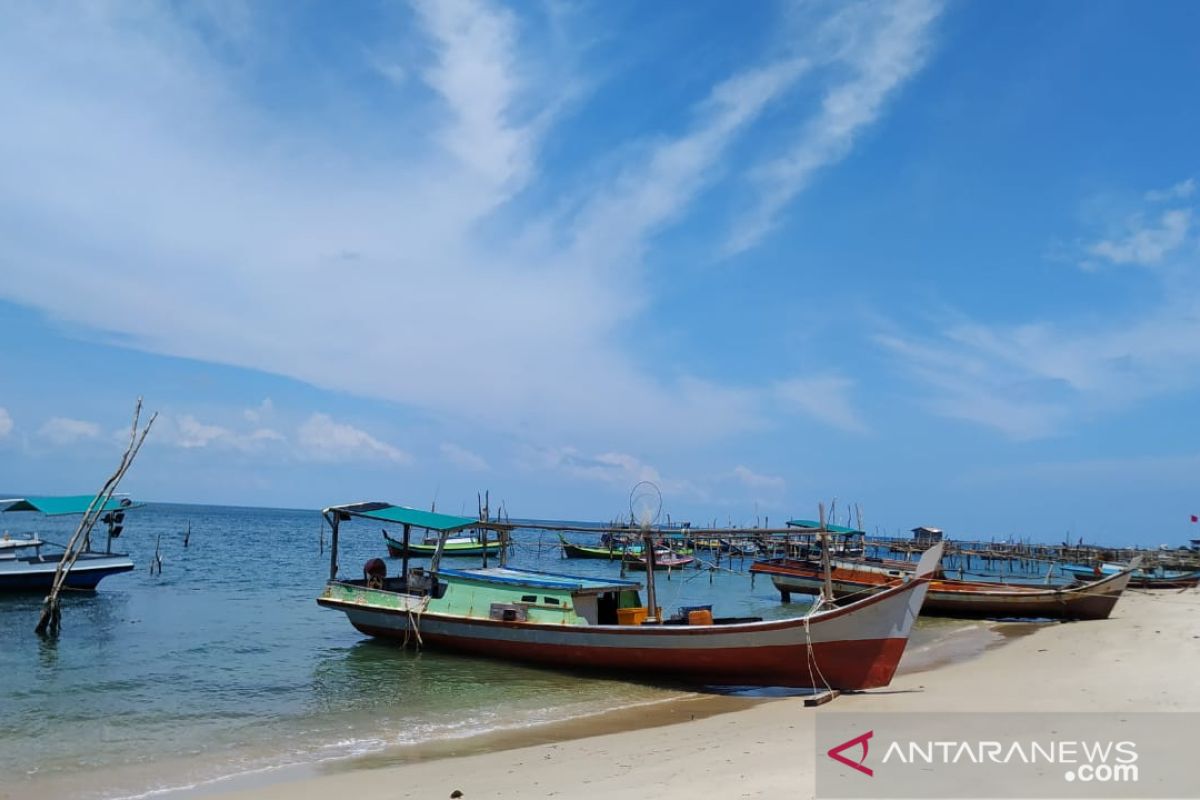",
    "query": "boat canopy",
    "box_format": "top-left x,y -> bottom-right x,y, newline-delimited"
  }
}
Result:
786,519 -> 865,535
0,495 -> 132,516
436,566 -> 640,594
324,501 -> 478,533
